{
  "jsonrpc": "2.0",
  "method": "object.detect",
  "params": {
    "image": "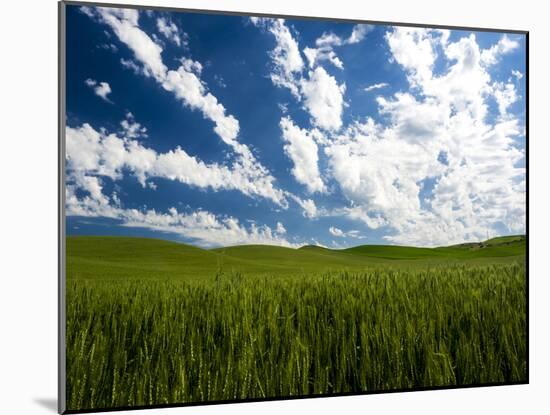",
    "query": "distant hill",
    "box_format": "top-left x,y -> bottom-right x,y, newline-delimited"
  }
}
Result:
298,245 -> 333,252
67,235 -> 526,280
484,235 -> 526,246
